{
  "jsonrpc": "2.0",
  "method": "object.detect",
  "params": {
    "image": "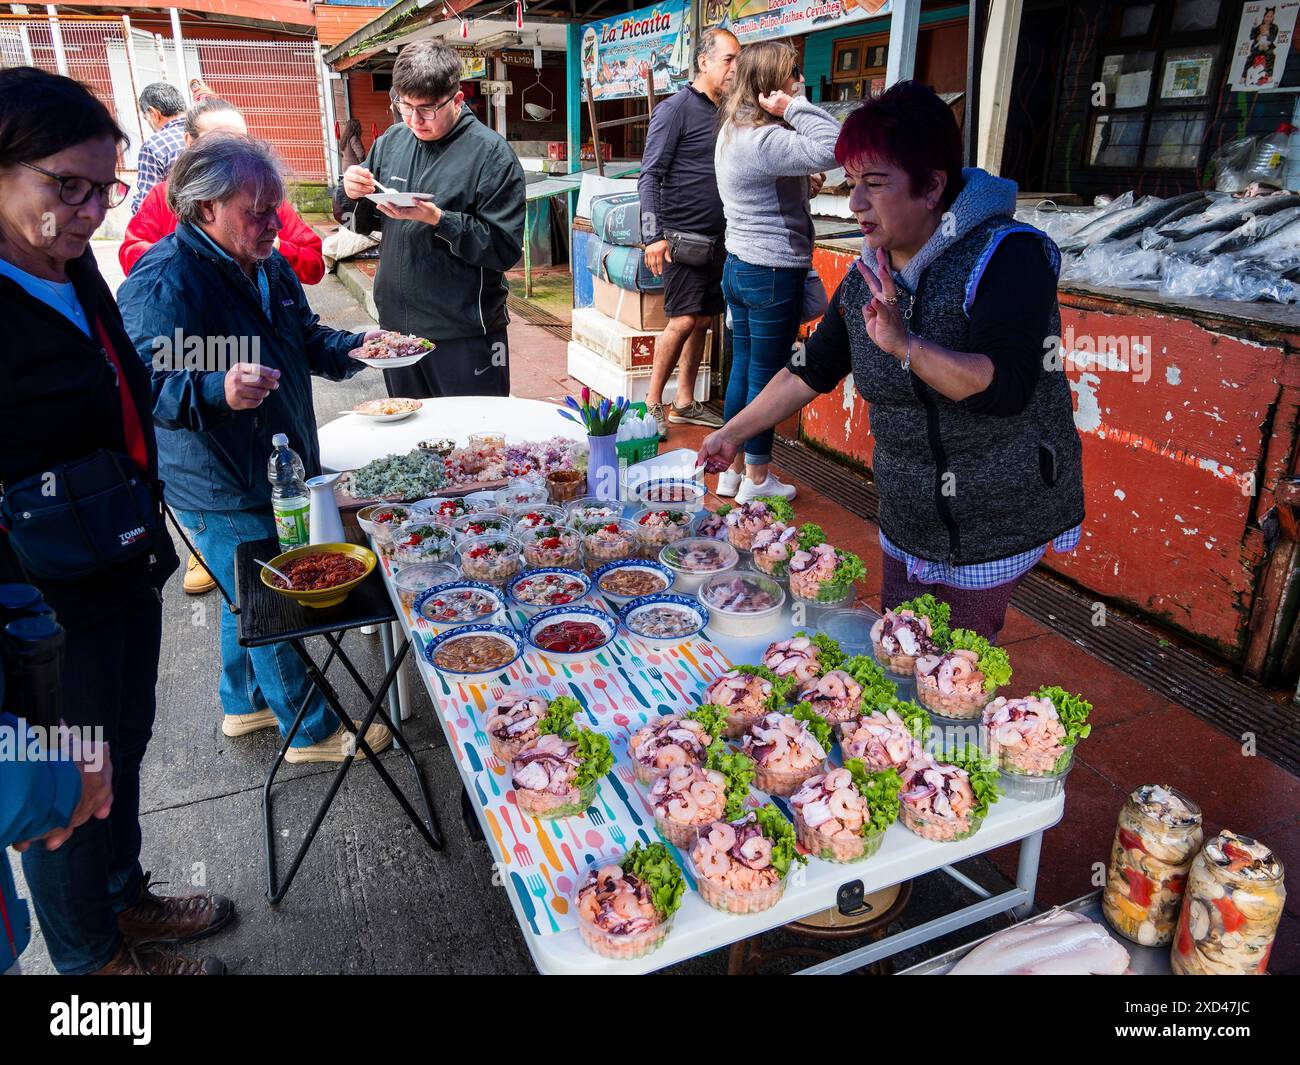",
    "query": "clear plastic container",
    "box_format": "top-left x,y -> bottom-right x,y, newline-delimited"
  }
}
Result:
357,502 -> 411,537
688,845 -> 786,915
462,490 -> 499,513
494,482 -> 549,514
411,496 -> 470,525
654,811 -> 710,848
577,517 -> 640,573
521,526 -> 582,570
899,803 -> 984,842
821,608 -> 879,657
794,816 -> 886,864
509,504 -> 567,536
697,572 -> 786,638
514,776 -> 599,820
468,430 -> 507,450
565,497 -> 623,526
998,756 -> 1074,803
631,506 -> 695,558
1102,785 -> 1203,947
451,511 -> 513,542
658,537 -> 739,593
789,588 -> 854,629
1172,832 -> 1285,975
393,561 -> 458,612
573,864 -> 675,960
915,665 -> 995,721
391,520 -> 458,569
752,758 -> 826,798
457,534 -> 523,587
